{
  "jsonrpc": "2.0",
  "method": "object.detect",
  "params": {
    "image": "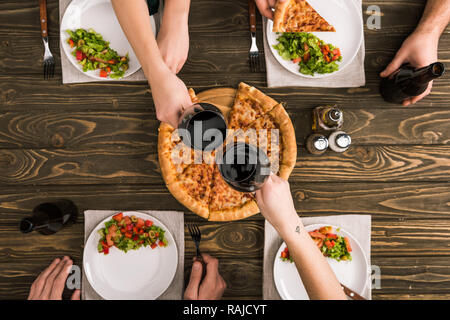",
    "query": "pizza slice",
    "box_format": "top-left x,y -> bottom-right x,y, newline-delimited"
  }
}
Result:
158,122 -> 214,184
227,104 -> 297,180
208,165 -> 259,221
273,0 -> 336,33
228,82 -> 278,130
166,163 -> 214,219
